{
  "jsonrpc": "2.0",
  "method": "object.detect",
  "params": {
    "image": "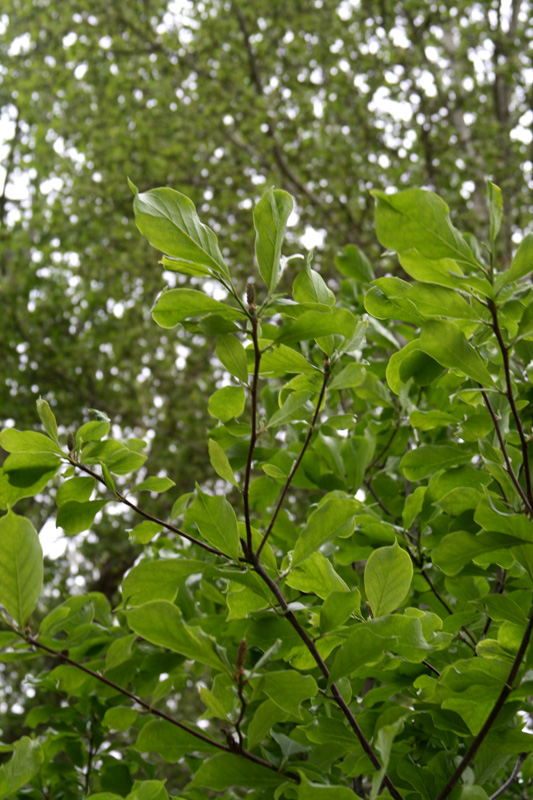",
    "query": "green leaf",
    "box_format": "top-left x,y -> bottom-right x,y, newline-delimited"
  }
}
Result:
0,737 -> 44,800
0,510 -> 43,627
134,476 -> 175,493
152,288 -> 242,328
126,781 -> 169,800
475,497 -> 533,542
372,188 -> 481,268
297,774 -> 357,799
75,420 -> 110,447
258,343 -> 317,376
0,454 -> 61,510
401,445 -> 473,481
103,706 -> 138,731
185,486 -> 241,558
266,390 -> 313,429
191,752 -> 285,790
0,428 -> 62,456
56,477 -> 95,506
487,181 -> 502,251
133,186 -> 229,278
364,541 -> 413,617
215,335 -> 248,382
260,670 -> 318,719
419,319 -> 494,386
208,385 -> 246,422
275,309 -> 357,345
135,719 -> 218,760
292,496 -> 357,565
129,520 -> 162,544
286,551 -> 349,599
36,398 -> 59,443
126,600 -> 227,671
320,590 -> 361,633
122,559 -> 205,606
506,233 -> 533,283
254,187 -> 293,292
334,244 -> 374,282
293,265 -> 335,306
208,439 -> 239,487
329,363 -> 367,390
56,500 -> 107,535
406,283 -> 478,321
